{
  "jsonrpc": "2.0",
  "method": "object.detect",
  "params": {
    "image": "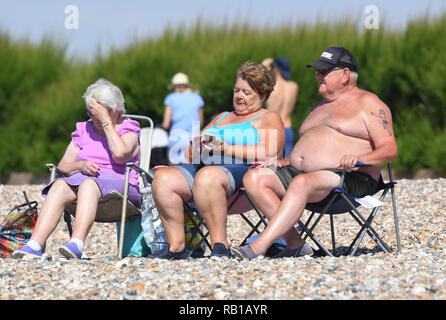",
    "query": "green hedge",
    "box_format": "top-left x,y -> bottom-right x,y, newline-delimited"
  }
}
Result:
1,14 -> 446,176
